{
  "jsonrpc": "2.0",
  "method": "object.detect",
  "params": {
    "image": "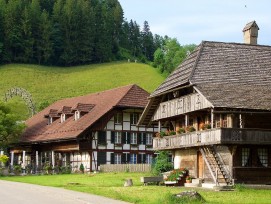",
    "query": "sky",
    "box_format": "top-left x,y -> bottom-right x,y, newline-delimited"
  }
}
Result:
118,0 -> 271,46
